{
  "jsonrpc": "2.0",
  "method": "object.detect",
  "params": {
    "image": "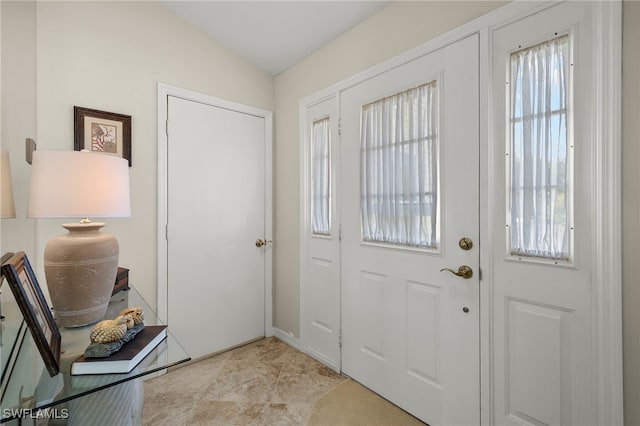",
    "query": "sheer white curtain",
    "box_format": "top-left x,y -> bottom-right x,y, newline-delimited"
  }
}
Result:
509,35 -> 570,259
311,117 -> 330,235
361,82 -> 438,248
